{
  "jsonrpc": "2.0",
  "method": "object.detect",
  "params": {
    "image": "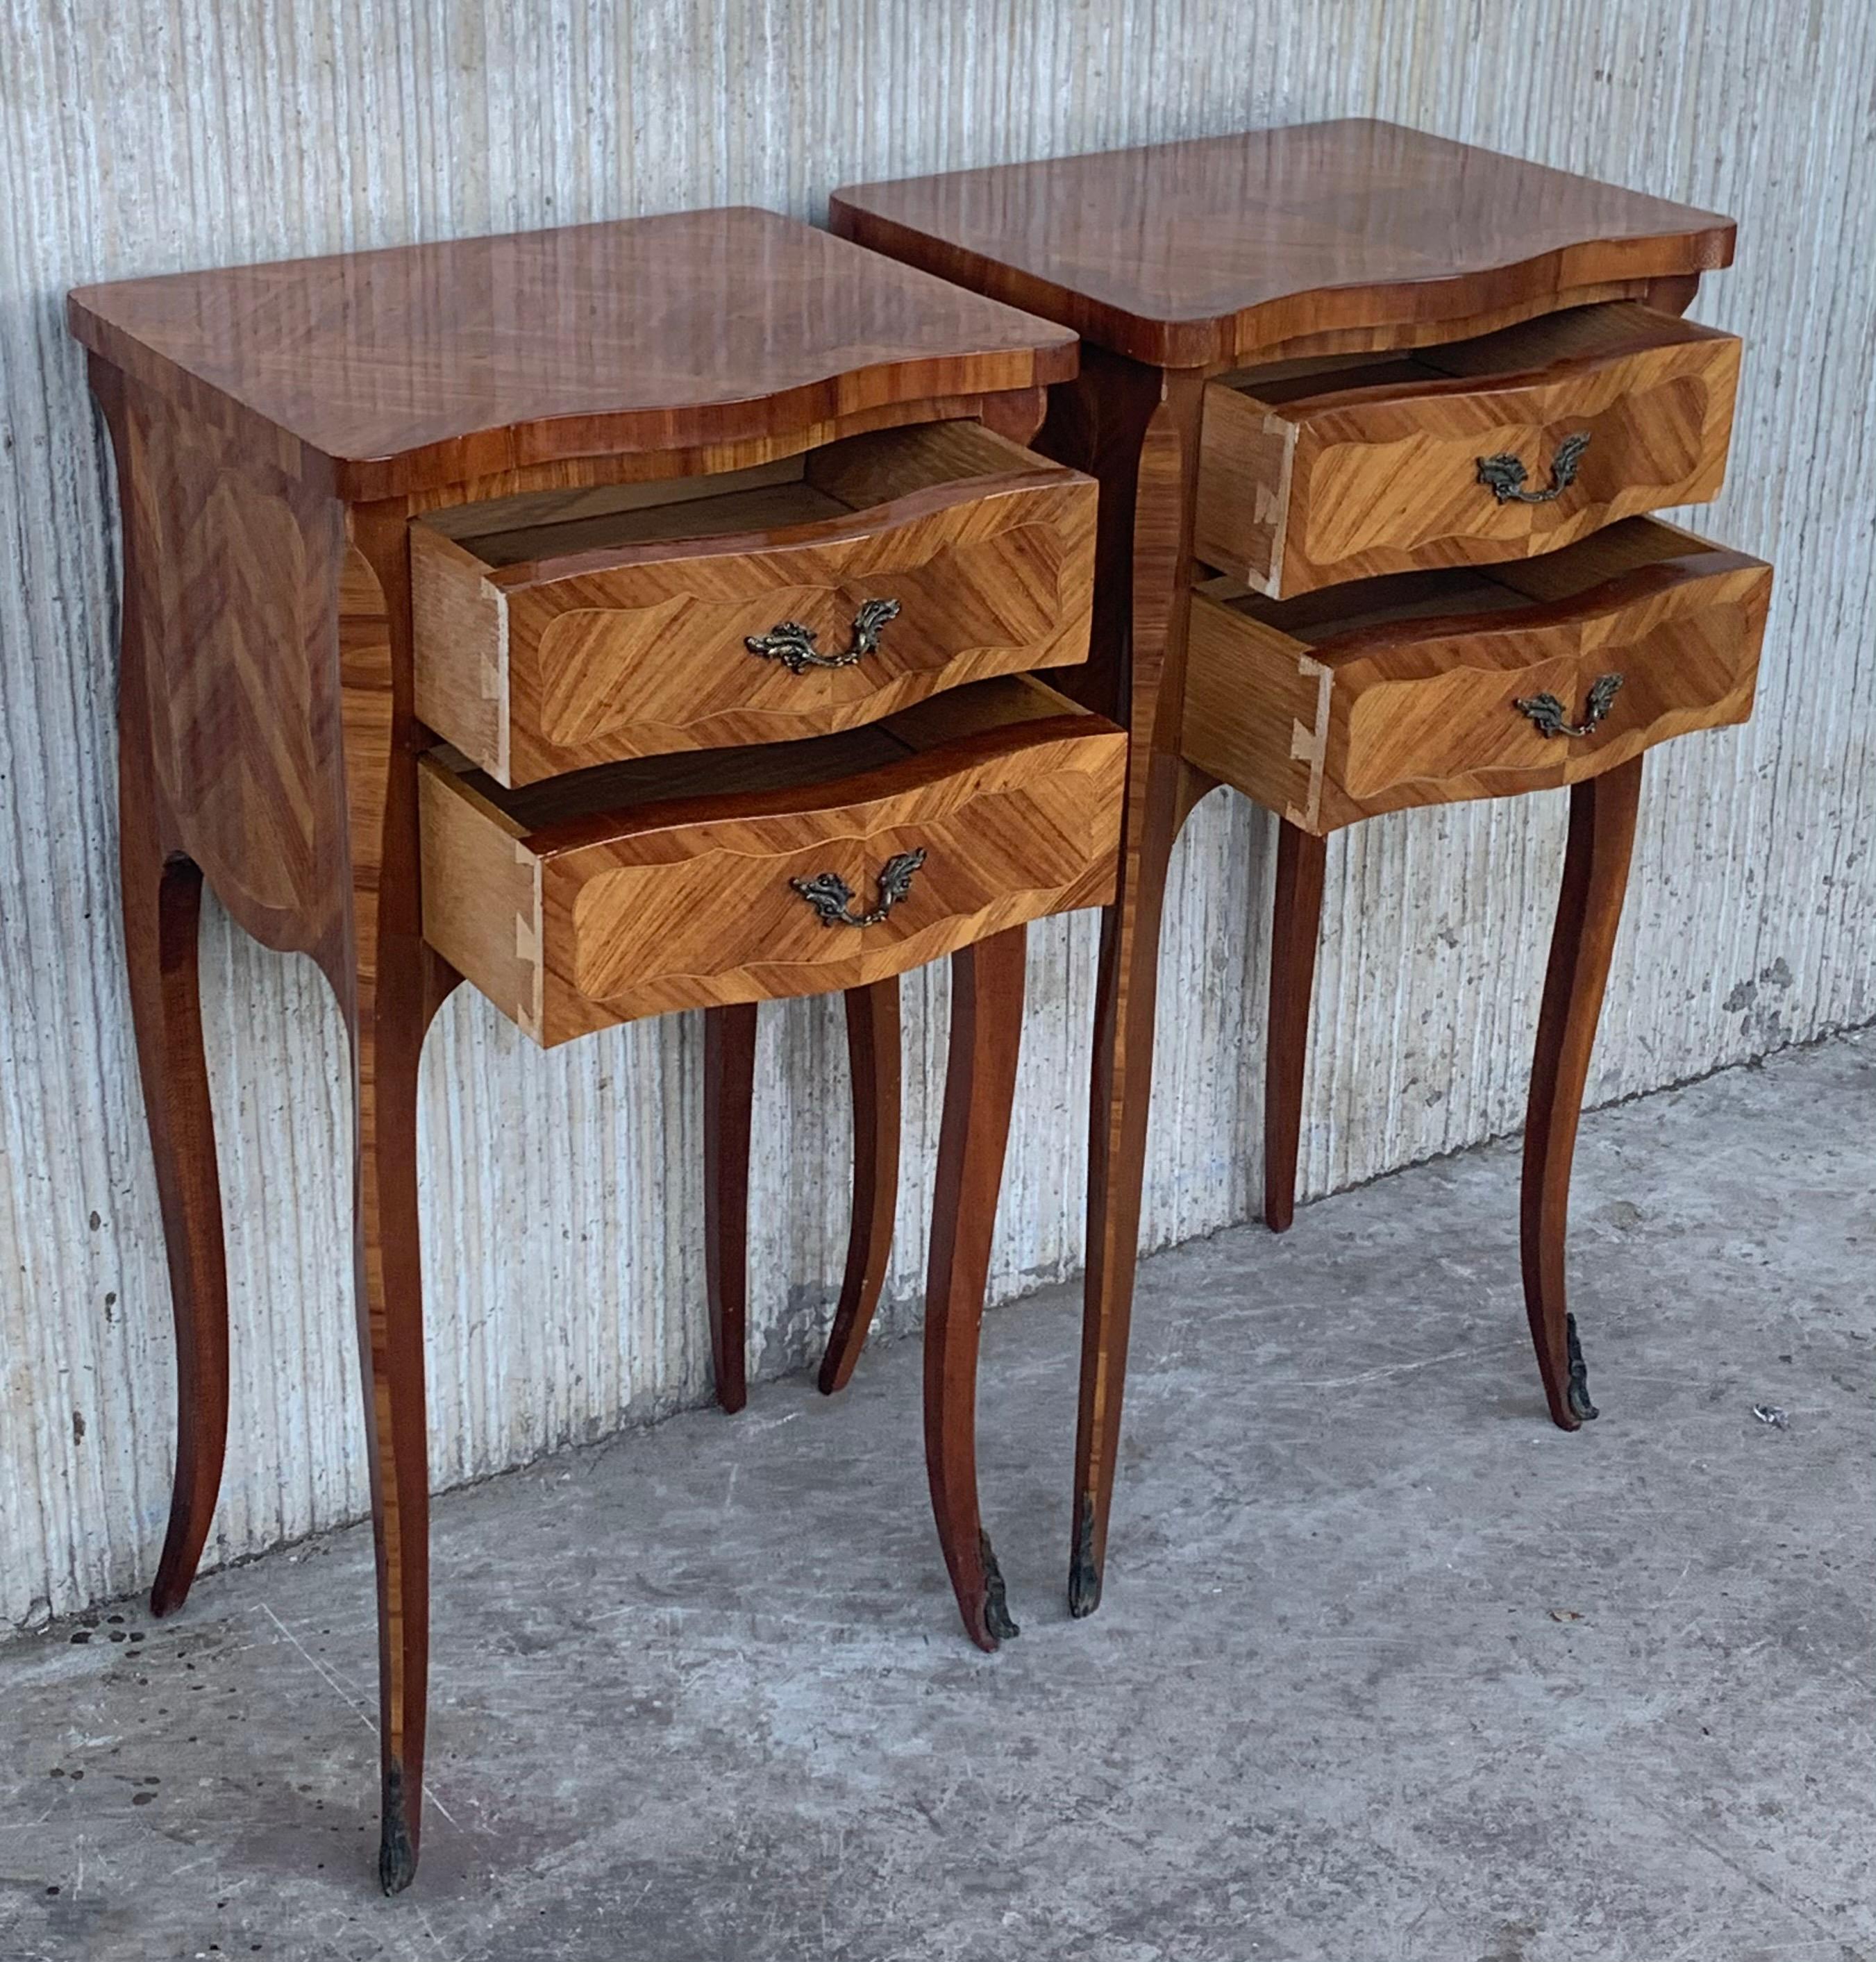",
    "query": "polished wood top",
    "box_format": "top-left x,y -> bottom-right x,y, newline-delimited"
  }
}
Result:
70,208 -> 1080,499
830,120 -> 1735,368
